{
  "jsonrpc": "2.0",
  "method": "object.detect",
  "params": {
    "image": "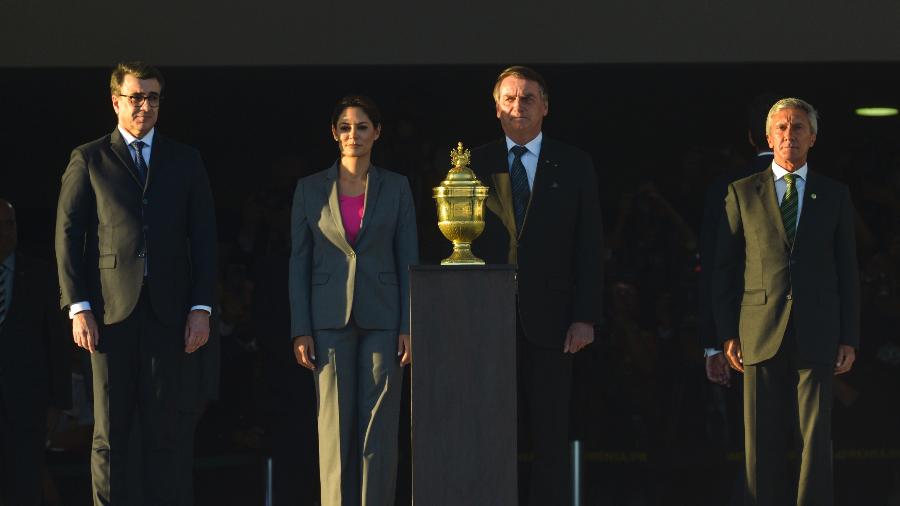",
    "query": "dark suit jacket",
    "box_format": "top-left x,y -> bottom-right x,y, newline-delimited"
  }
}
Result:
712,167 -> 860,365
0,252 -> 71,418
289,163 -> 419,337
697,153 -> 774,349
55,128 -> 217,325
471,138 -> 603,348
